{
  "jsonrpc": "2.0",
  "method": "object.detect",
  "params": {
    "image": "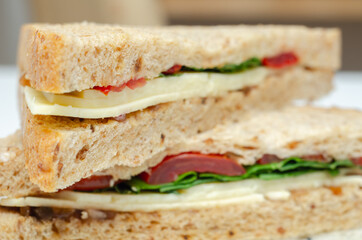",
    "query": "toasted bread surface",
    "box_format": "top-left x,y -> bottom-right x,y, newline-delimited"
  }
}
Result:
22,67 -> 333,192
0,183 -> 361,240
18,23 -> 340,93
